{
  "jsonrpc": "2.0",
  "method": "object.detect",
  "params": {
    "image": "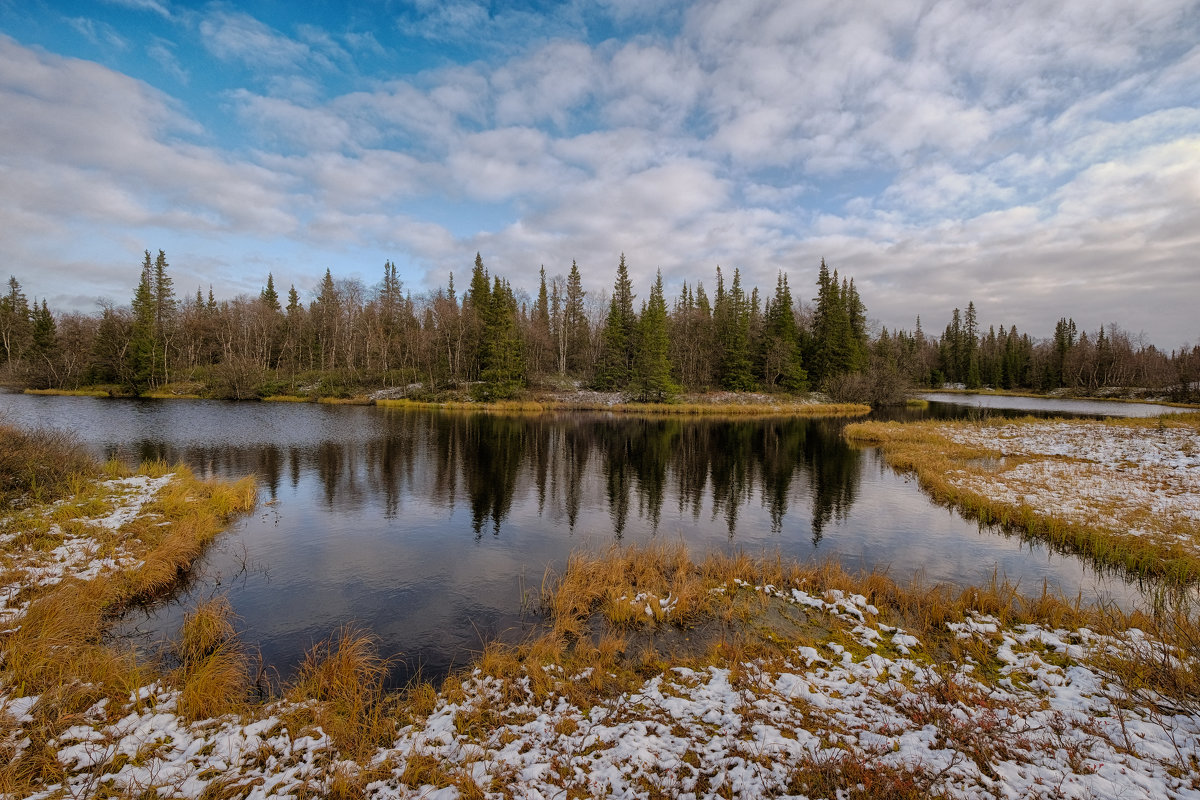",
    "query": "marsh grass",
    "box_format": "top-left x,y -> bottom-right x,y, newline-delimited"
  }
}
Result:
0,441 -> 257,797
376,397 -> 871,417
0,422 -> 98,506
844,417 -> 1200,583
285,627 -> 398,761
